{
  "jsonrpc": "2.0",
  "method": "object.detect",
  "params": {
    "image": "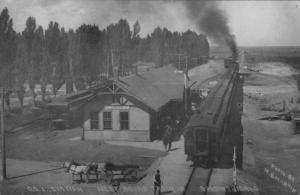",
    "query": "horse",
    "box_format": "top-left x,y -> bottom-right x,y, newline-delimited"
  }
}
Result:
63,161 -> 100,183
63,161 -> 84,170
63,161 -> 89,183
87,162 -> 98,173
